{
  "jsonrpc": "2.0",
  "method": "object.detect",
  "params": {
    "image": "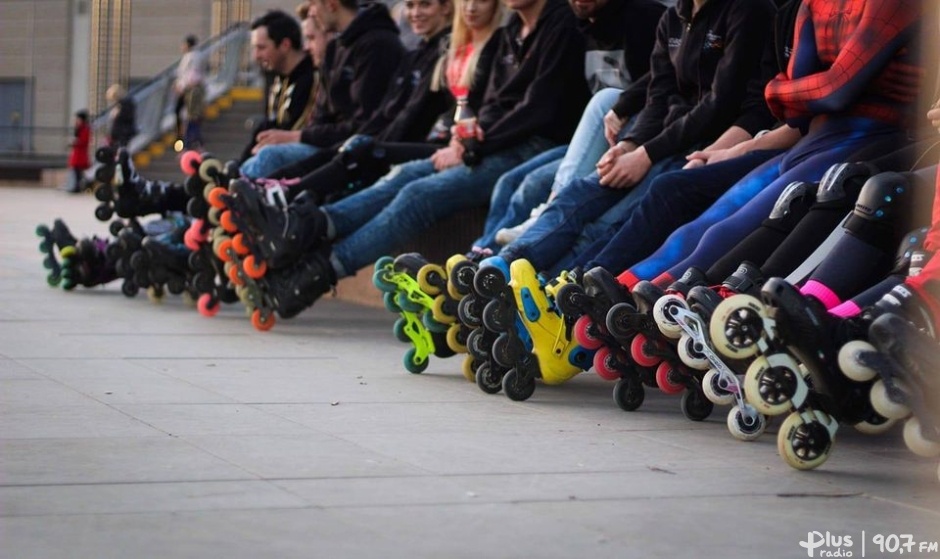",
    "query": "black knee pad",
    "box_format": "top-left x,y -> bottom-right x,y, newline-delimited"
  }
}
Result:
889,227 -> 931,277
815,161 -> 878,207
845,172 -> 913,249
769,181 -> 817,220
